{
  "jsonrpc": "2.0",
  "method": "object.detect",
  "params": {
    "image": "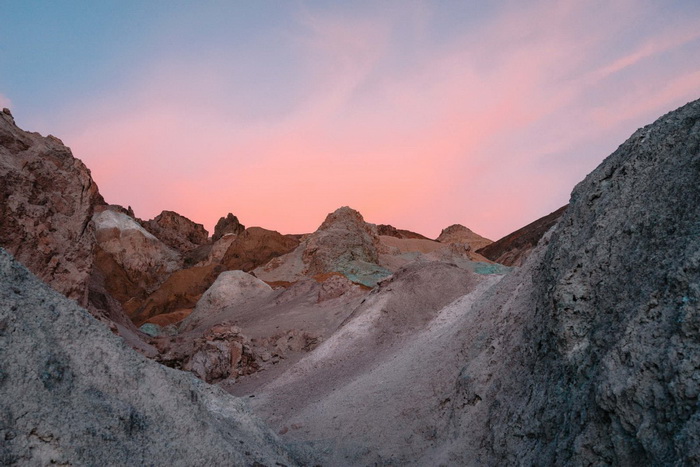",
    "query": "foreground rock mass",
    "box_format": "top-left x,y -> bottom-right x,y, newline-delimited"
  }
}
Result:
0,108 -> 104,305
0,248 -> 302,466
440,98 -> 700,464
